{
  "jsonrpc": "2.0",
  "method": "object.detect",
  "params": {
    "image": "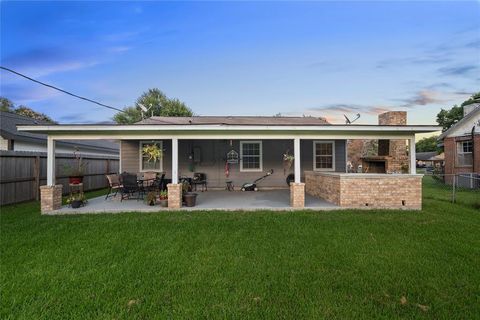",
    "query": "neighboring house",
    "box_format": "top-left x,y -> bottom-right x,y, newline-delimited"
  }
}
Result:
18,111 -> 440,212
416,152 -> 444,168
438,103 -> 480,185
1,111 -> 119,156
